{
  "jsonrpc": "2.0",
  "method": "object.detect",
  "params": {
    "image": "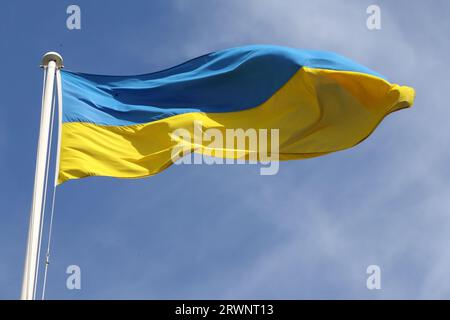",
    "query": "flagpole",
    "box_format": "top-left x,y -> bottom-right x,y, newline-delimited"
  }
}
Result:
21,52 -> 63,300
